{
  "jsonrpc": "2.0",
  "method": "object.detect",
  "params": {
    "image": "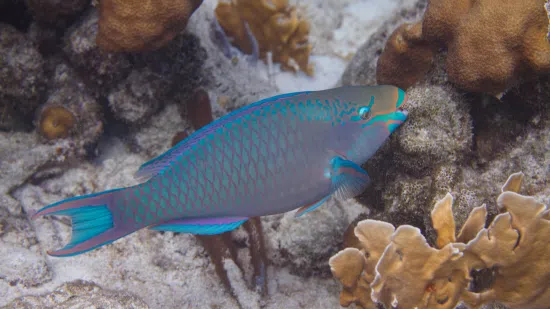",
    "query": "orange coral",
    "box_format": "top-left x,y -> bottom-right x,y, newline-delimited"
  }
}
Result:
376,22 -> 434,91
96,0 -> 204,52
215,0 -> 314,75
377,0 -> 550,95
38,106 -> 76,140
